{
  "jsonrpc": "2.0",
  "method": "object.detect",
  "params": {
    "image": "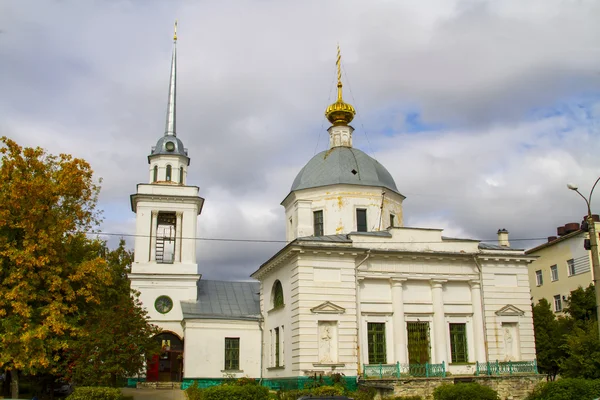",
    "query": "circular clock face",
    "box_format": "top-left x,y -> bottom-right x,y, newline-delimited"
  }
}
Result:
155,295 -> 173,314
165,141 -> 175,152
